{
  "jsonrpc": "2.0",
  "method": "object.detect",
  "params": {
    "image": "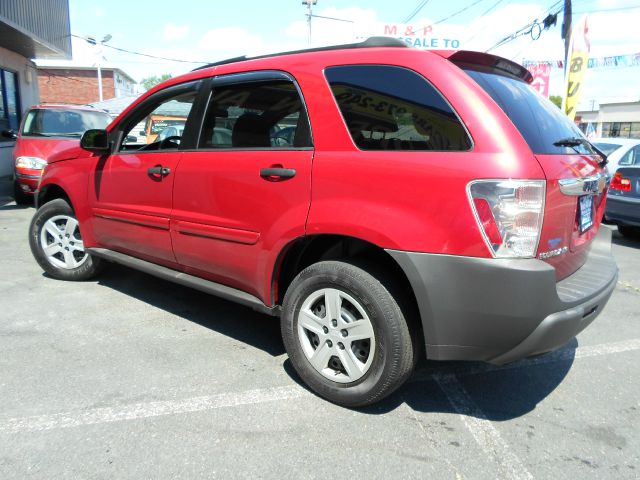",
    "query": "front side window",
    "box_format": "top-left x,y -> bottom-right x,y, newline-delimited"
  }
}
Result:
22,109 -> 111,138
119,85 -> 197,152
198,79 -> 312,149
325,65 -> 471,151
